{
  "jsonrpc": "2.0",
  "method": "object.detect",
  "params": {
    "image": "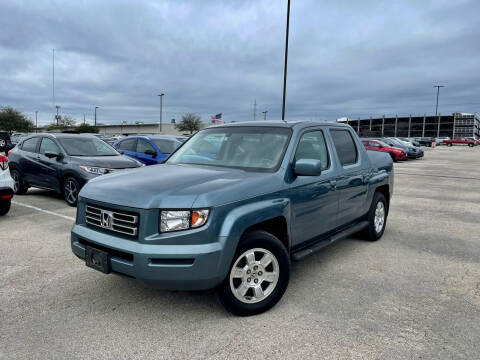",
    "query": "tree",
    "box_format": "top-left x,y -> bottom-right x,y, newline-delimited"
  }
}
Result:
76,123 -> 99,133
55,114 -> 76,127
175,113 -> 202,134
0,107 -> 34,133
